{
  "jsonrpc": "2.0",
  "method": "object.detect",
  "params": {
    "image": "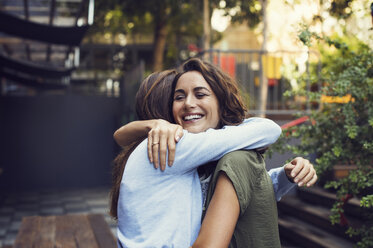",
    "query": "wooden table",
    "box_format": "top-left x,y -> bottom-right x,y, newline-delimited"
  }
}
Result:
14,214 -> 117,248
